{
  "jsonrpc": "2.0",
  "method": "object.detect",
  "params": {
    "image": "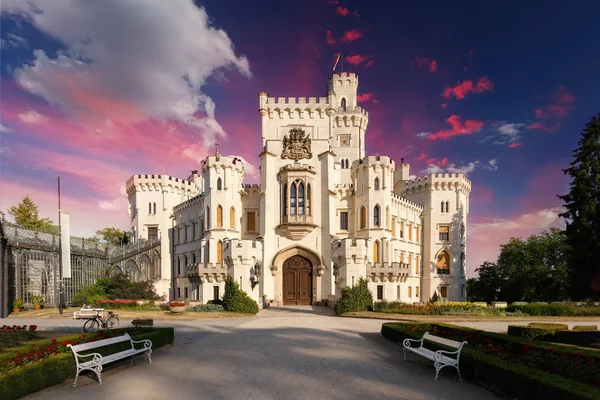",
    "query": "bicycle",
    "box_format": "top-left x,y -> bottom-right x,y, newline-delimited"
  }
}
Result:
82,310 -> 119,332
